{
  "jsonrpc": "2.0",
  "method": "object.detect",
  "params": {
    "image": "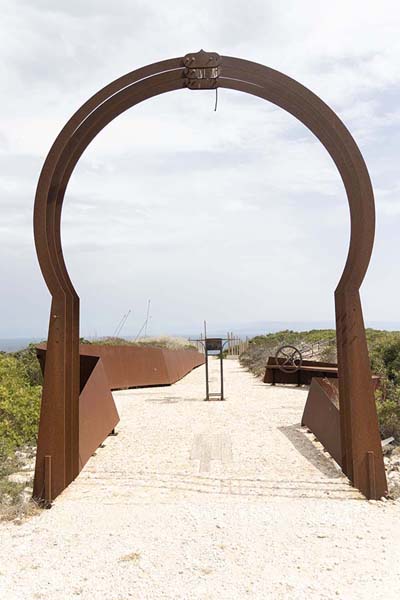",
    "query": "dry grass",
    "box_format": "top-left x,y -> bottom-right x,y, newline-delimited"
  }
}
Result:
119,551 -> 141,563
0,449 -> 38,523
91,336 -> 197,351
0,497 -> 40,523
